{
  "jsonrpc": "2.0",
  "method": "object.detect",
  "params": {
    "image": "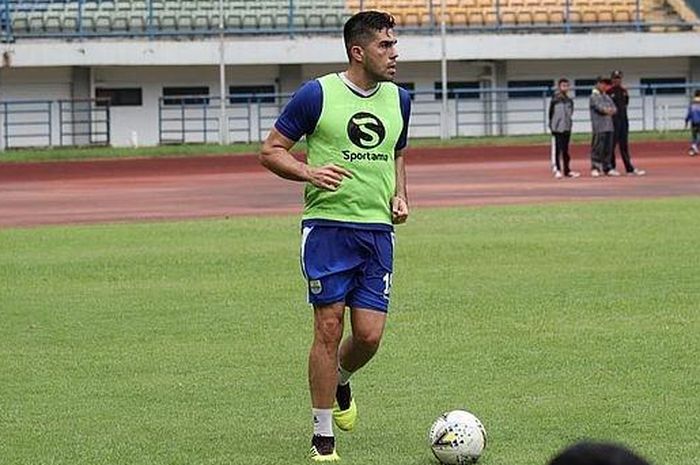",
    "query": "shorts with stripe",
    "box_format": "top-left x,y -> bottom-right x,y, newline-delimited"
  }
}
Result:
300,222 -> 394,312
